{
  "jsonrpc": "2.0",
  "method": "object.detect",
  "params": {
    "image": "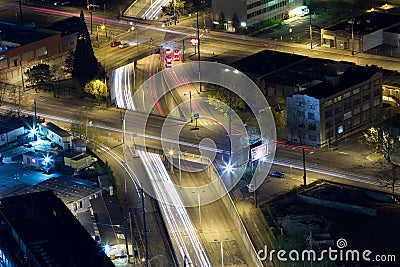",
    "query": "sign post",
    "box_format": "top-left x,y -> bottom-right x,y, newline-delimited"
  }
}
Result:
192,113 -> 199,130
